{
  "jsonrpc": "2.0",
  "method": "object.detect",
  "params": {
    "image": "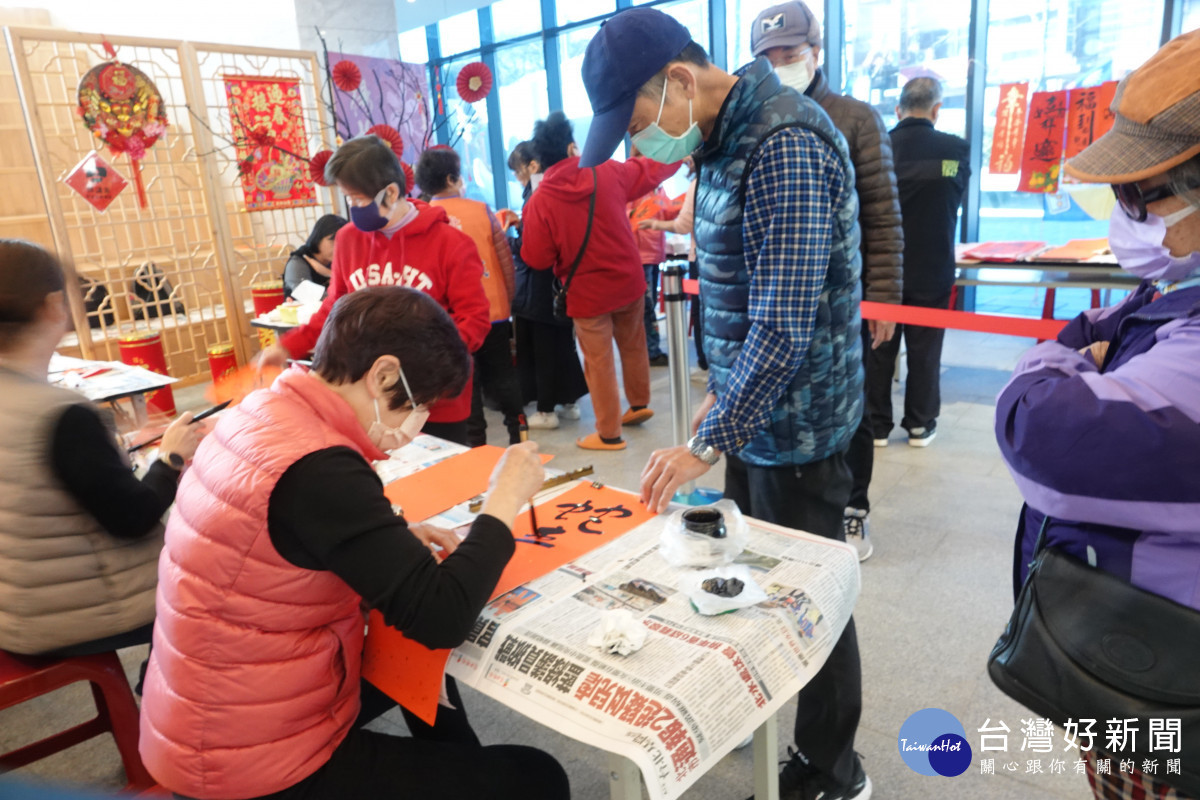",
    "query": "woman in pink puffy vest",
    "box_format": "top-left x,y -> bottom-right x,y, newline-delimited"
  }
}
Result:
139,287 -> 570,800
